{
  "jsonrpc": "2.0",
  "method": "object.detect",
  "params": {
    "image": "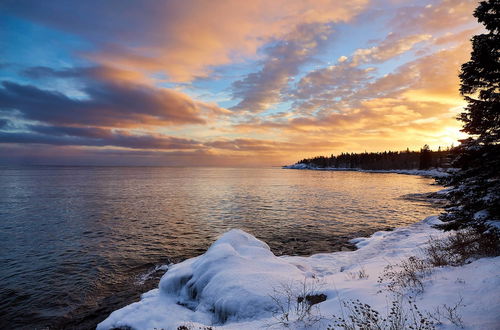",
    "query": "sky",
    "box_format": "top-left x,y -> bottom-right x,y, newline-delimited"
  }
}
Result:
0,0 -> 481,166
